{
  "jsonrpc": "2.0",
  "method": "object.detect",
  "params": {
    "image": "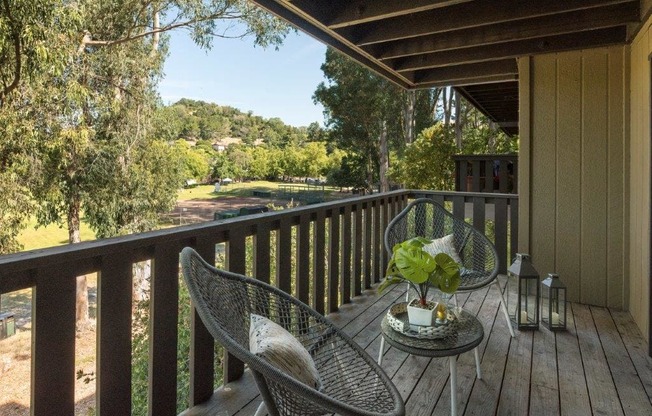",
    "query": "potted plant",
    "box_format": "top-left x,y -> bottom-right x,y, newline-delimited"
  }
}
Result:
379,237 -> 461,326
